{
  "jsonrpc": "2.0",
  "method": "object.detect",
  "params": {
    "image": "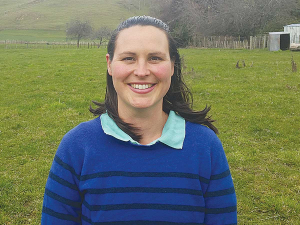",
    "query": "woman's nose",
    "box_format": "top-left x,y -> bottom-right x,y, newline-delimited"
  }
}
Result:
134,61 -> 150,76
